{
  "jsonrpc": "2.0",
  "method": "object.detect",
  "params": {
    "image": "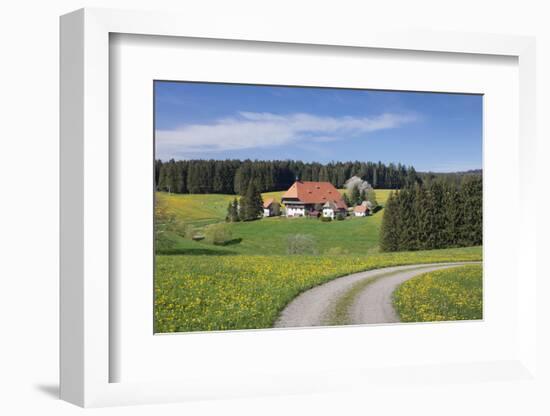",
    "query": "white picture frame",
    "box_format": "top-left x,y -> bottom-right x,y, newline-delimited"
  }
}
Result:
60,7 -> 538,408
